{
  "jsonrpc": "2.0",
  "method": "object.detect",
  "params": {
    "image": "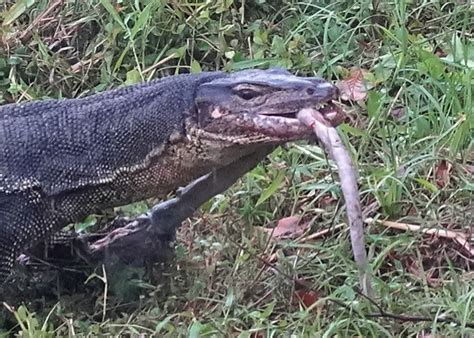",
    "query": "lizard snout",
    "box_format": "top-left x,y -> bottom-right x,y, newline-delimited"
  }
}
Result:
305,78 -> 339,100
